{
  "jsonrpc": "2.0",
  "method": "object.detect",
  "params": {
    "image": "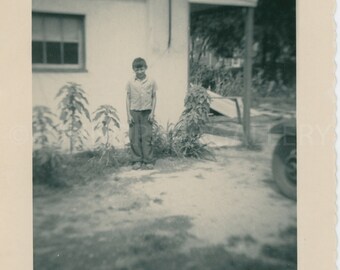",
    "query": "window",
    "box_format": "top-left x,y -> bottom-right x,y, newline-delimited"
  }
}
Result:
32,13 -> 85,71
